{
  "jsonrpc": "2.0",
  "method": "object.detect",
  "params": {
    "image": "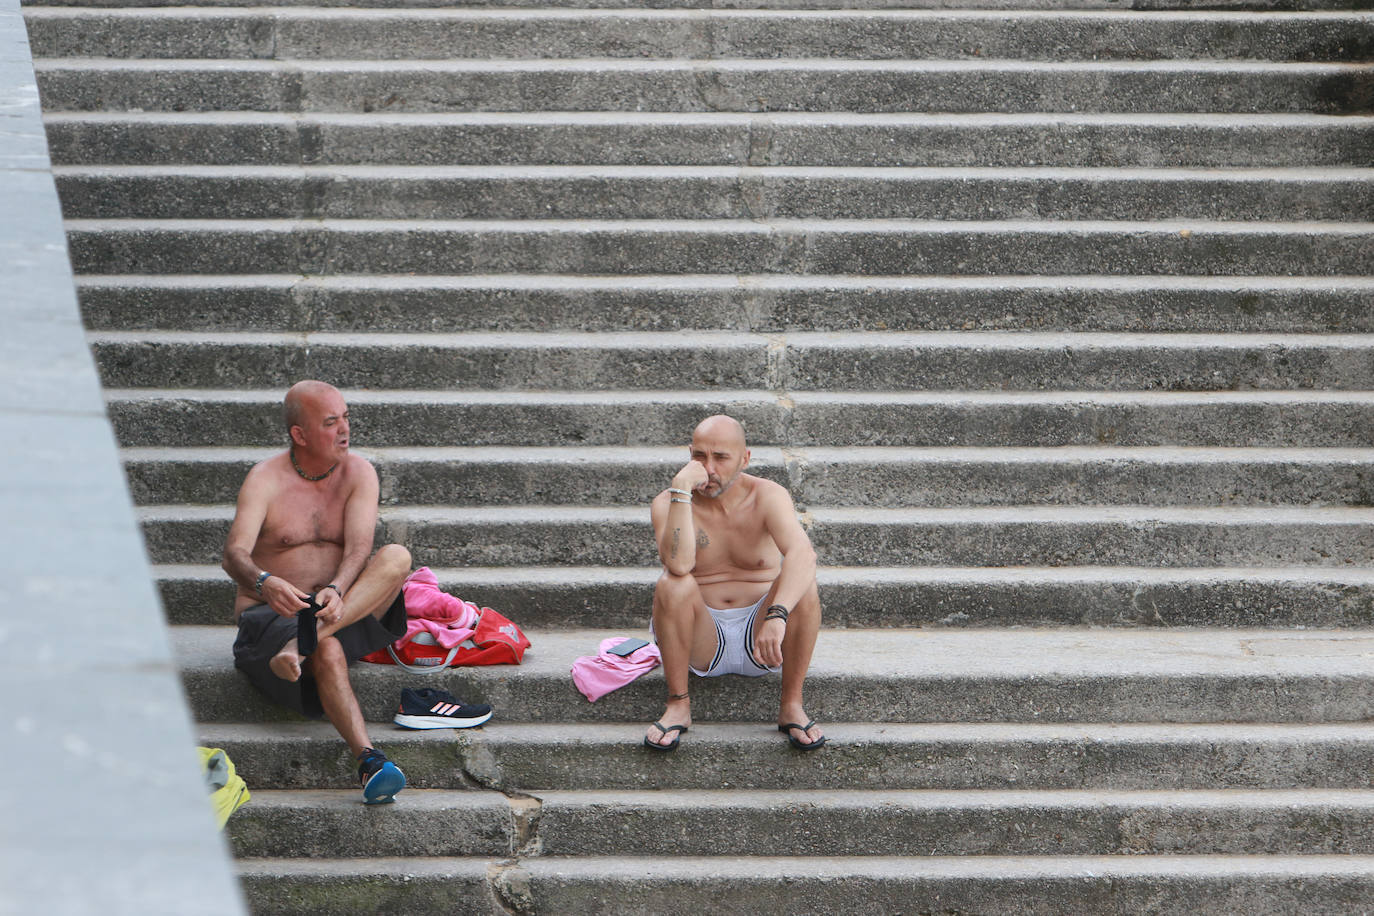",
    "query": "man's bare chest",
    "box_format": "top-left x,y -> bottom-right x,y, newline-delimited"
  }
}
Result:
260,503 -> 345,550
